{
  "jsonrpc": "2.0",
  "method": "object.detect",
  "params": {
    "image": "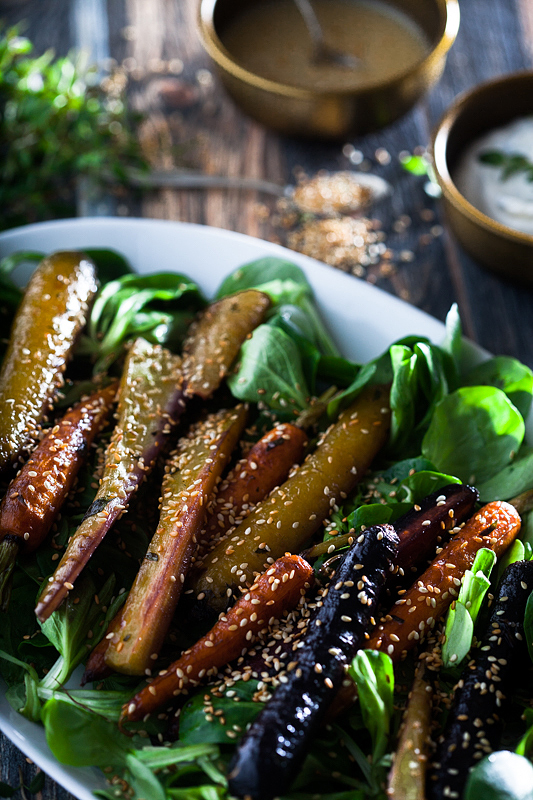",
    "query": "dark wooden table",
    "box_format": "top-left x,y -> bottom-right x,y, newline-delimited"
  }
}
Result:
1,0 -> 533,796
